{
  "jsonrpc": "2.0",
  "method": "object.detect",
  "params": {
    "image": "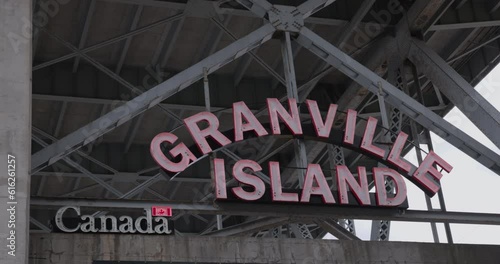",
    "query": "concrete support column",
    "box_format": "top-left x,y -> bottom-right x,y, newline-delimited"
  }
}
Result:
0,0 -> 32,263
